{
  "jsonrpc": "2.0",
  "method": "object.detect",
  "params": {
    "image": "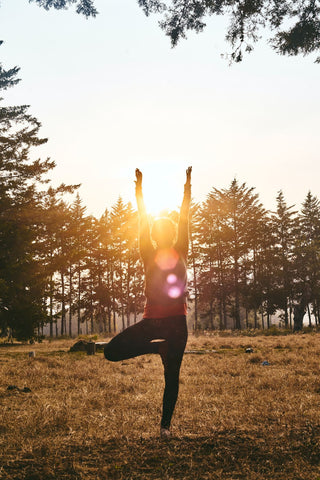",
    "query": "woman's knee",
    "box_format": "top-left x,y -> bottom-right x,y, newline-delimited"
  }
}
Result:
104,342 -> 121,362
